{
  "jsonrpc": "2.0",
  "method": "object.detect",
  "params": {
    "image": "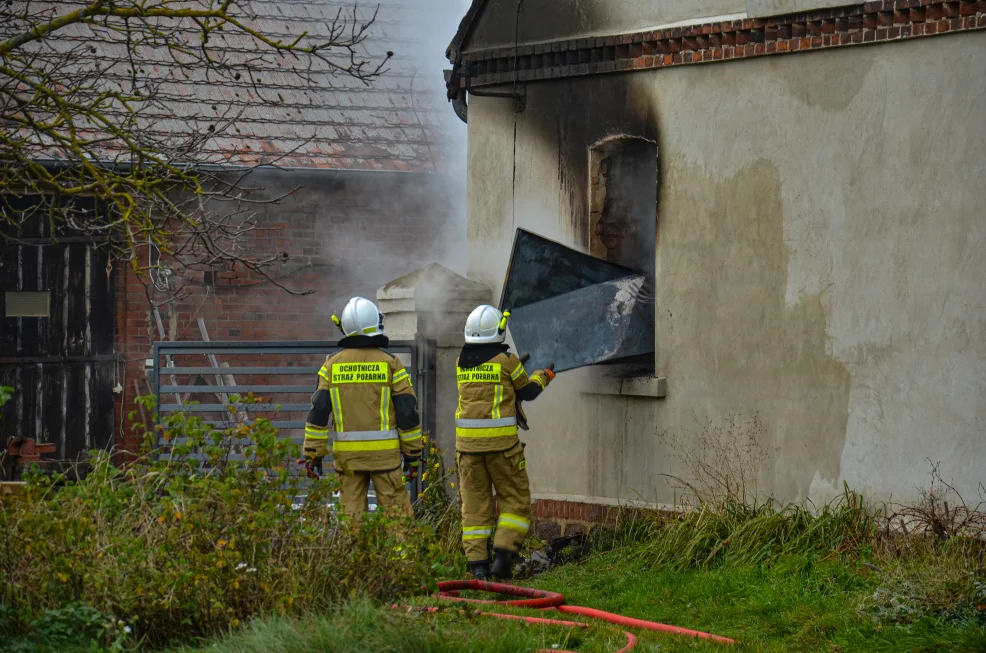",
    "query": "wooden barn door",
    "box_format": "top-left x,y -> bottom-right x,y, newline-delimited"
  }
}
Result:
0,196 -> 116,464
